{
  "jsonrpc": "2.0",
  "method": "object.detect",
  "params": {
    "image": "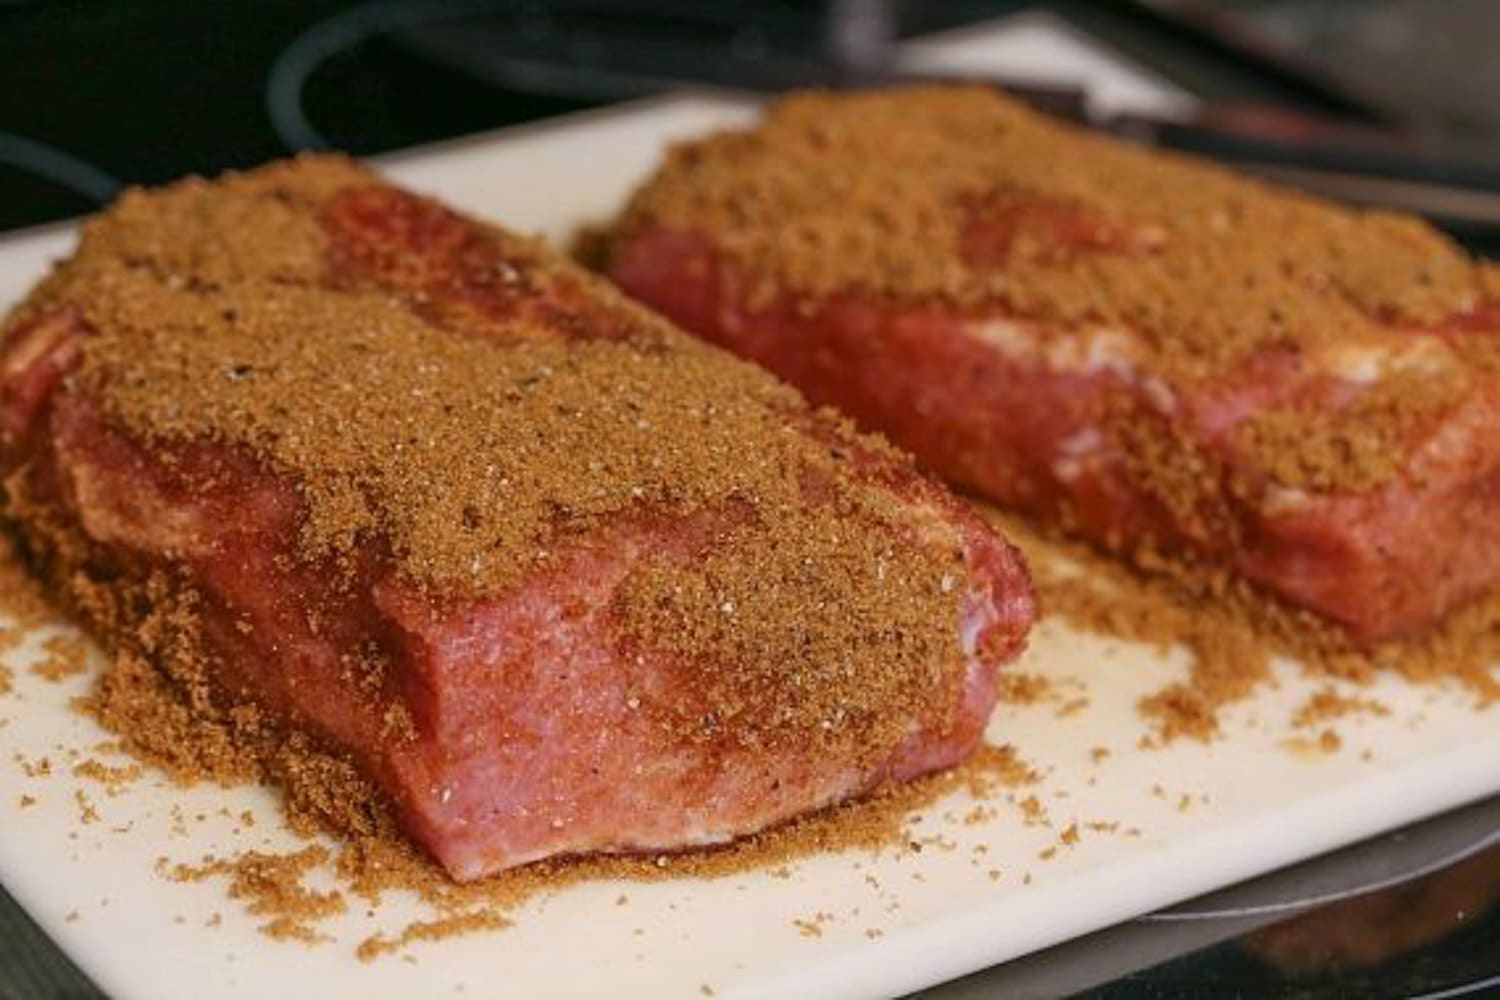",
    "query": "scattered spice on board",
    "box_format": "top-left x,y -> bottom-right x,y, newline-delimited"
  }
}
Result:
996,672 -> 1052,705
127,736 -> 1038,958
1292,686 -> 1391,730
357,910 -> 513,962
981,505 -> 1498,741
30,635 -> 89,683
74,789 -> 100,825
167,847 -> 345,945
72,759 -> 144,788
793,912 -> 835,938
